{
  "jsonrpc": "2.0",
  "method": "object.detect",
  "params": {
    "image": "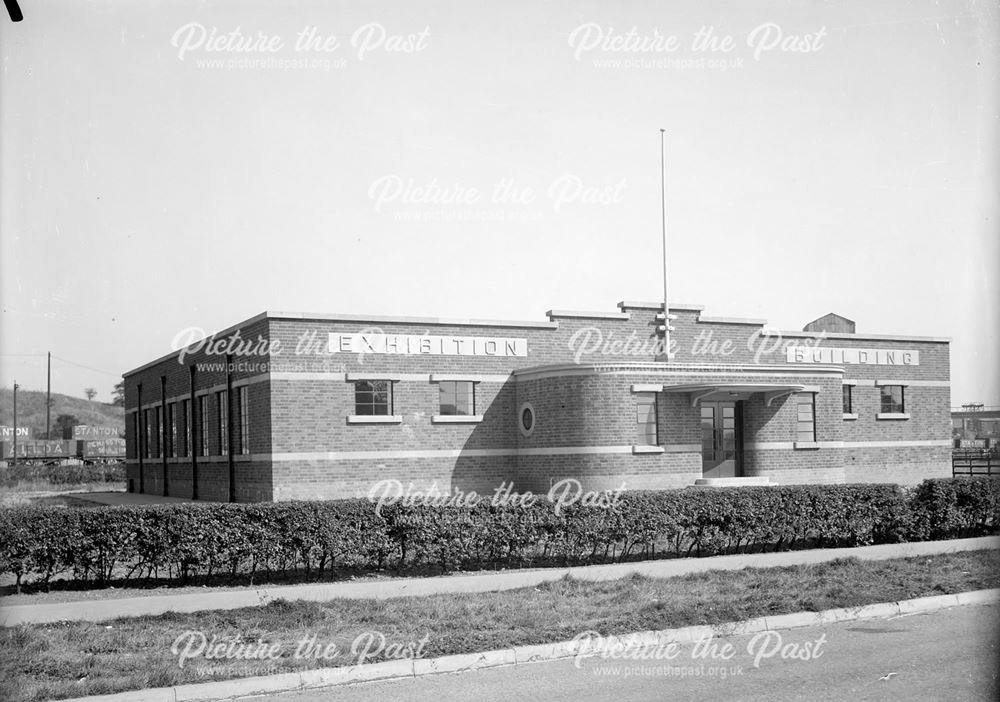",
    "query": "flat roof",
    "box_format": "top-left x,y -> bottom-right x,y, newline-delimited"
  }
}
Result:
760,329 -> 951,344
